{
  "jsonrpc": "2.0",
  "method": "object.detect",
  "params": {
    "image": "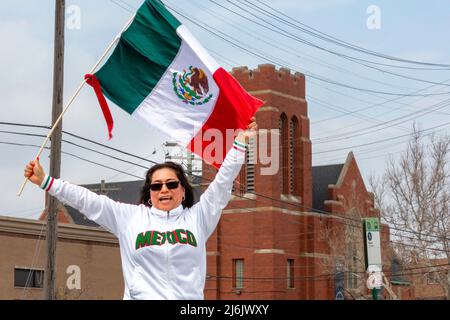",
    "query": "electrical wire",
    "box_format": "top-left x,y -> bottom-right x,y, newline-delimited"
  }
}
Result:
167,2 -> 450,97
209,0 -> 450,76
109,1 -> 450,153
2,121 -> 450,243
313,98 -> 450,144
253,0 -> 450,69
